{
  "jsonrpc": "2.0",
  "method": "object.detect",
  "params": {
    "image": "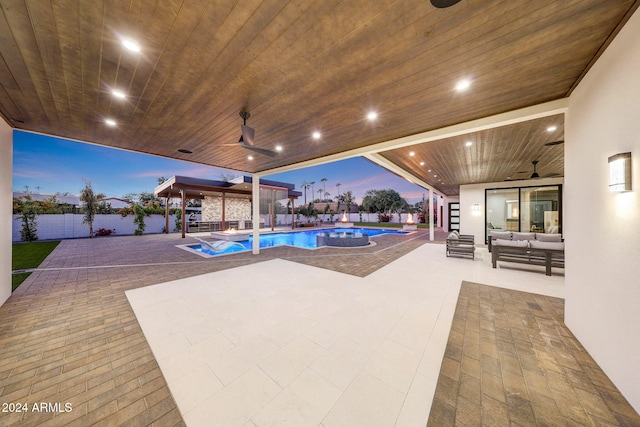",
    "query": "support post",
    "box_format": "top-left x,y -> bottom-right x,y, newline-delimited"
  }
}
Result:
429,191 -> 434,241
165,195 -> 170,234
180,189 -> 186,238
252,175 -> 260,254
